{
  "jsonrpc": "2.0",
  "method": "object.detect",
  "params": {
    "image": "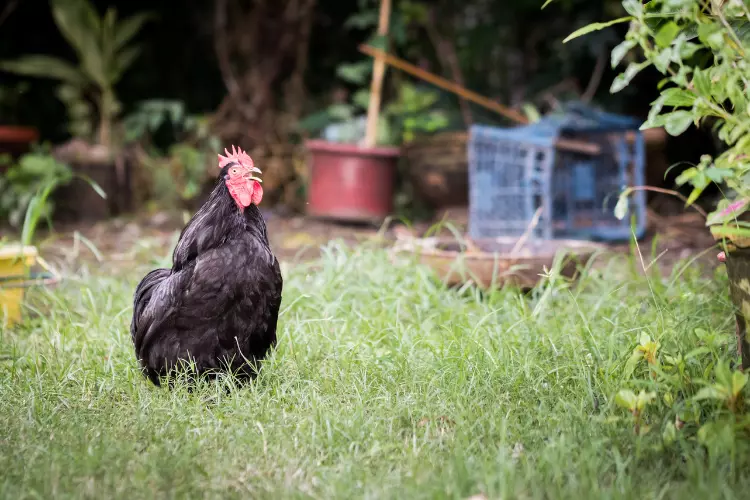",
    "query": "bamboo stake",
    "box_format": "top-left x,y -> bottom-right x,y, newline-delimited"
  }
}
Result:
359,44 -> 602,155
363,0 -> 392,148
361,43 -> 527,124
